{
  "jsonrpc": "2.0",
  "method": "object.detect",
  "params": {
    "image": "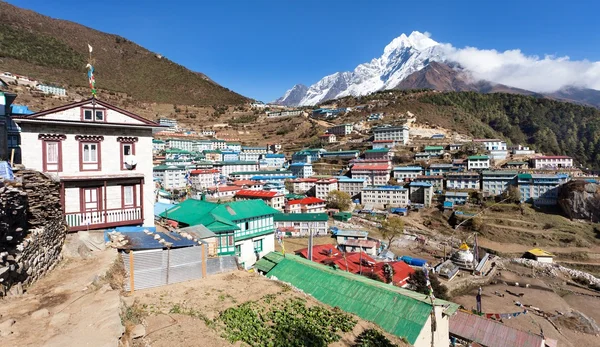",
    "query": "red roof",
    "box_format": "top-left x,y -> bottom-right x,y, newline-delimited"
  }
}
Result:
235,189 -> 279,198
292,178 -> 318,183
208,186 -> 240,192
287,197 -> 326,205
534,156 -> 572,160
316,178 -> 338,184
341,239 -> 378,248
449,311 -> 545,347
352,165 -> 390,171
231,179 -> 263,186
190,169 -> 220,175
295,244 -> 414,286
